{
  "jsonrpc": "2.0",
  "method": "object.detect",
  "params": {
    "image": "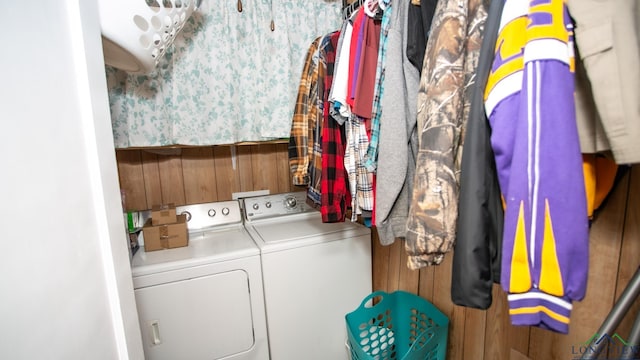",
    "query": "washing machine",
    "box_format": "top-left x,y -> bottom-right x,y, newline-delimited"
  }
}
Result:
242,192 -> 372,360
131,200 -> 269,360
